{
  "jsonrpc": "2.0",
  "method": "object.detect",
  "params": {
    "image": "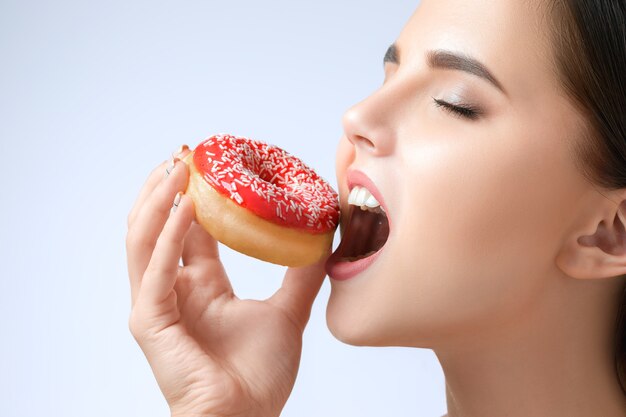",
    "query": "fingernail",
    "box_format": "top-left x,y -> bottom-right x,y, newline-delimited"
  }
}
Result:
164,157 -> 181,179
173,144 -> 190,159
171,192 -> 182,214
